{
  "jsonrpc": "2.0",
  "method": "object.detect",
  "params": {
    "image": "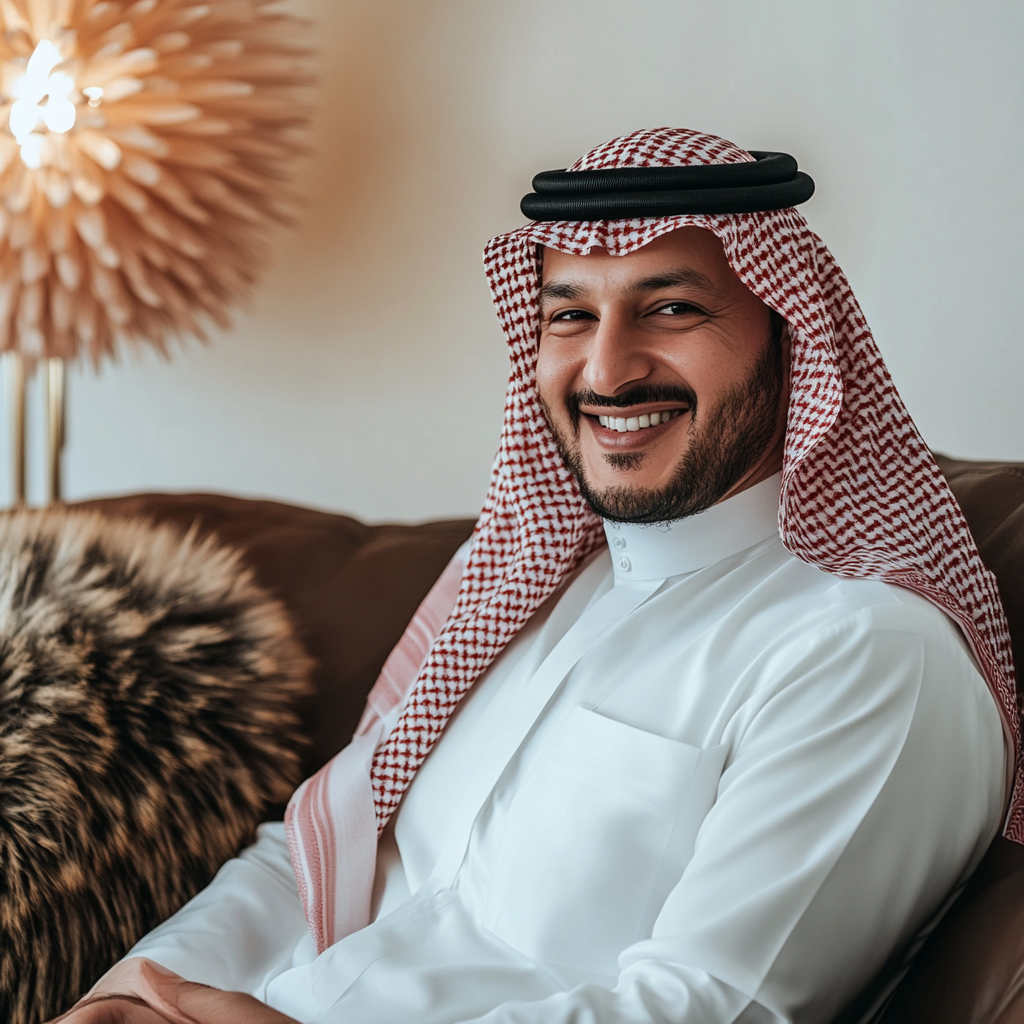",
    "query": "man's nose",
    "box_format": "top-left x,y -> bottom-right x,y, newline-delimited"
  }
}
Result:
581,315 -> 653,396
